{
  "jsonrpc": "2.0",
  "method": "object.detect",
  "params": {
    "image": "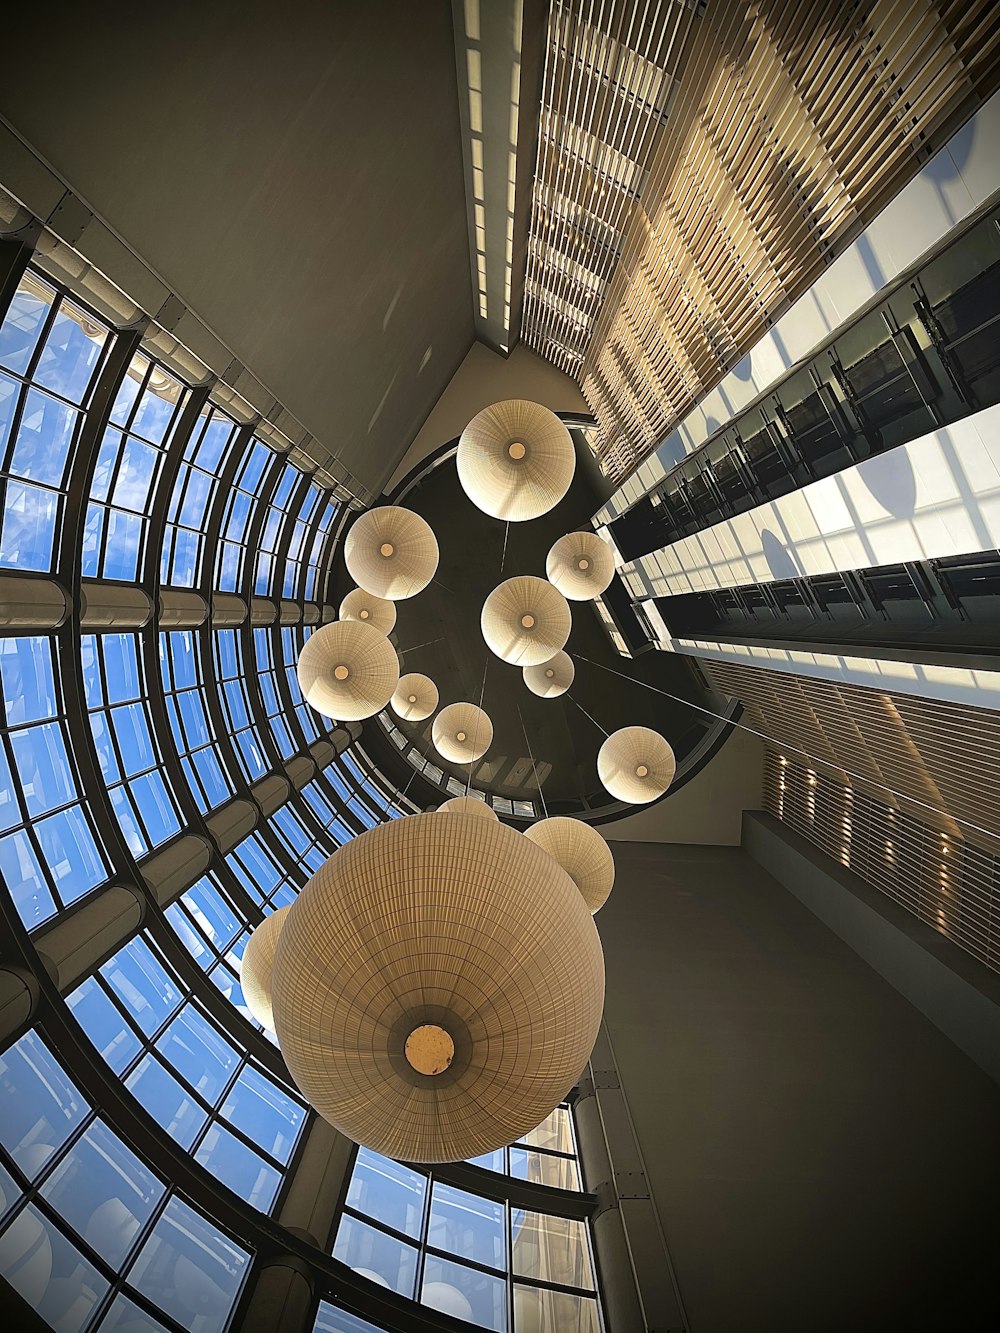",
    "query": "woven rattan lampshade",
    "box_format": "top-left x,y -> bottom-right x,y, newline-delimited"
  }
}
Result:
523,650 -> 574,698
239,907 -> 291,1032
432,703 -> 493,764
270,812 -> 605,1162
524,818 -> 615,913
546,531 -> 615,601
391,672 -> 439,722
438,796 -> 498,822
339,587 -> 397,636
481,576 -> 571,667
296,621 -> 399,722
457,400 -> 576,521
598,726 -> 676,804
345,506 -> 439,600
